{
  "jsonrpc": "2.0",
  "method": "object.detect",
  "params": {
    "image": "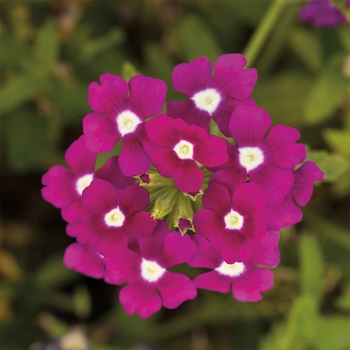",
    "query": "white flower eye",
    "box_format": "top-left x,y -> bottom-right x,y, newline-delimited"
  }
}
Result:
192,88 -> 221,115
141,259 -> 166,282
76,174 -> 94,195
215,261 -> 245,277
104,207 -> 125,227
116,110 -> 142,136
173,140 -> 194,160
239,147 -> 264,172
